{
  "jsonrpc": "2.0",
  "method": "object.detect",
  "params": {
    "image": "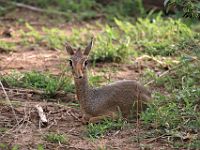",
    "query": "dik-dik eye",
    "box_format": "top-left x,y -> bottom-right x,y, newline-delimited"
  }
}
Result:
84,60 -> 88,67
69,59 -> 73,67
